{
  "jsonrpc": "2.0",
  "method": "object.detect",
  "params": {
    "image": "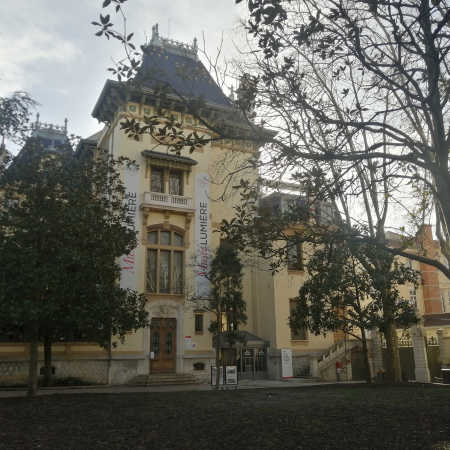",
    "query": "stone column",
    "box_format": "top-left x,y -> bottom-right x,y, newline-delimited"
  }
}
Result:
310,355 -> 319,378
371,330 -> 384,372
411,325 -> 431,383
437,329 -> 450,366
